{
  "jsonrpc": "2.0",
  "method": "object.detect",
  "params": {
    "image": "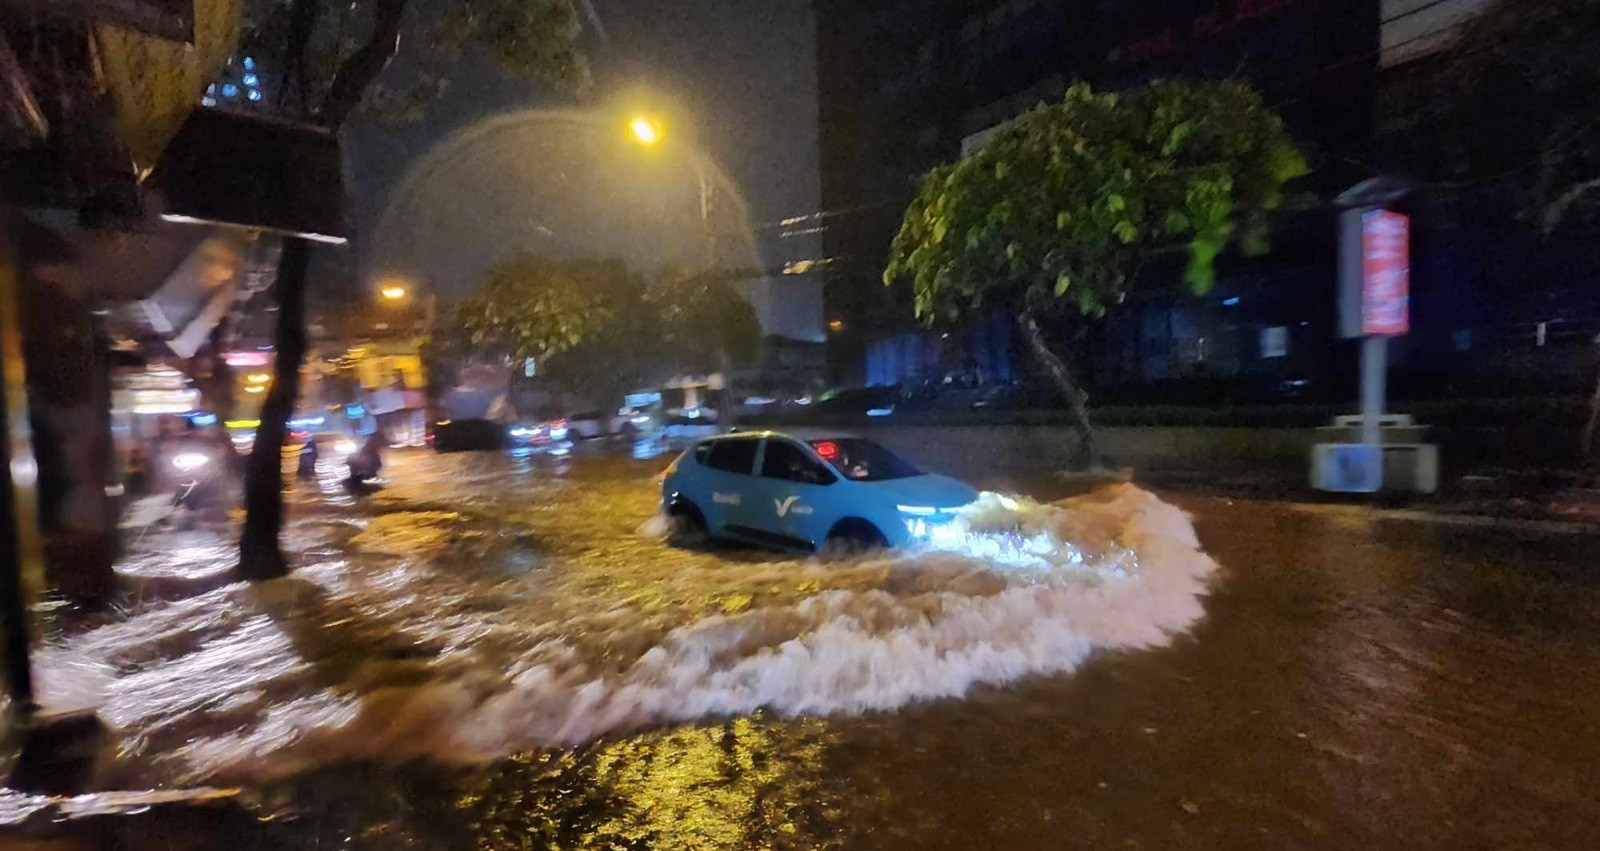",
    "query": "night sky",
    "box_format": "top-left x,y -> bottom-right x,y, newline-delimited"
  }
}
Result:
340,0 -> 823,342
